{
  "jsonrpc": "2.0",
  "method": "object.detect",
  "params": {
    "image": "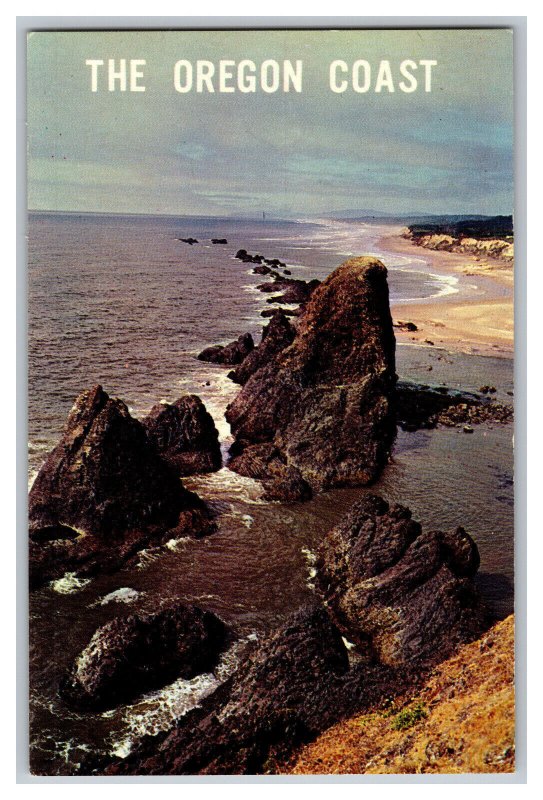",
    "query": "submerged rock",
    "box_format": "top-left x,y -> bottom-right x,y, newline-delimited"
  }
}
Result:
197,333 -> 254,365
106,605 -> 350,775
143,395 -> 221,476
316,494 -> 483,667
29,385 -> 214,588
228,311 -> 296,386
60,603 -> 229,711
226,257 -> 397,496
